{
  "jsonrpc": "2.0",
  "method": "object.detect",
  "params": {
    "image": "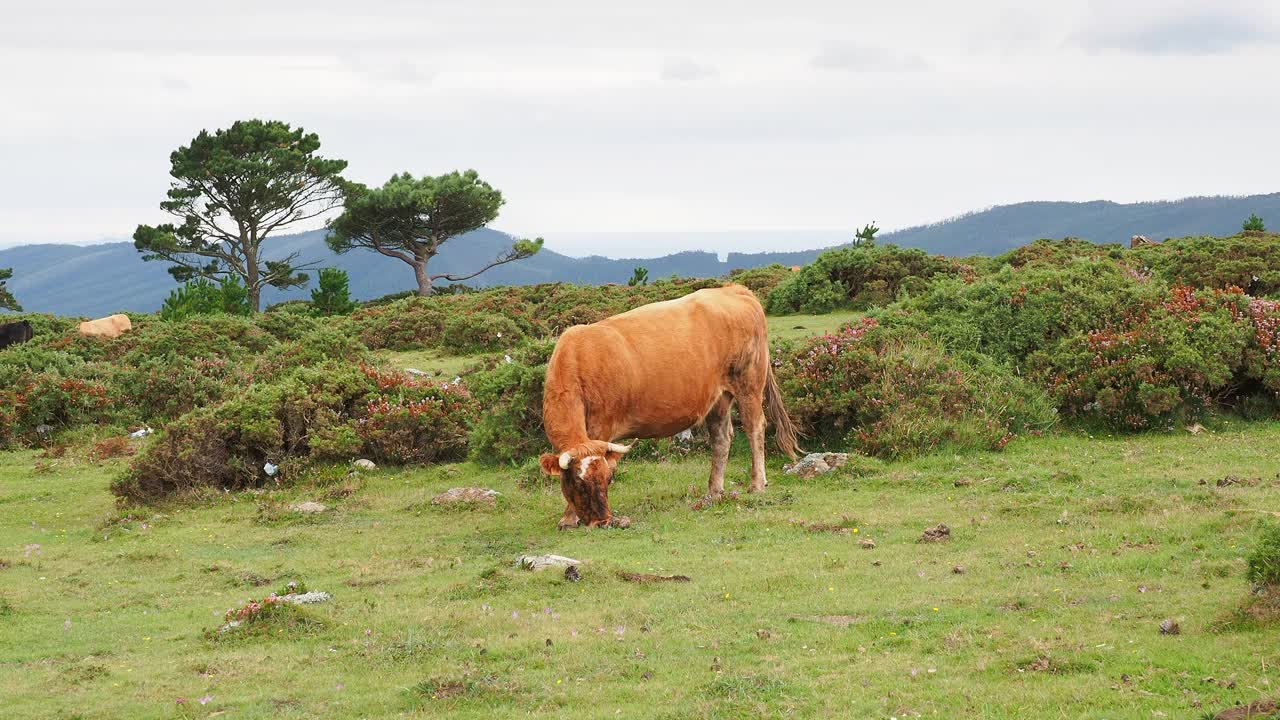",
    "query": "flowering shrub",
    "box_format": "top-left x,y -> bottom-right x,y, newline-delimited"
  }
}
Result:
357,382 -> 477,464
777,319 -> 1056,458
0,372 -> 111,446
1030,287 -> 1254,429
